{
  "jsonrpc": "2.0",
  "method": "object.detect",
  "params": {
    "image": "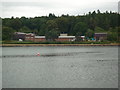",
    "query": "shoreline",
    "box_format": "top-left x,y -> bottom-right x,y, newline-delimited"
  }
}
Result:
0,43 -> 119,47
